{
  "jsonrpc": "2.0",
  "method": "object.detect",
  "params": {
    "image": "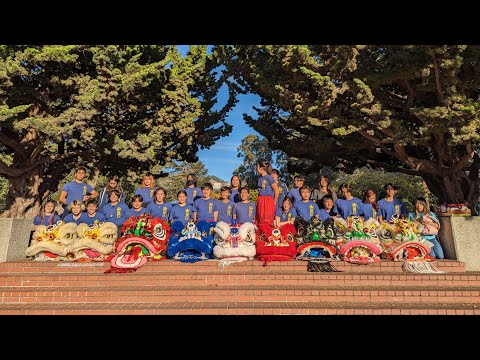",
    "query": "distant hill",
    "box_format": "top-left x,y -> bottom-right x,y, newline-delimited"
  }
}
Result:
207,175 -> 227,183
